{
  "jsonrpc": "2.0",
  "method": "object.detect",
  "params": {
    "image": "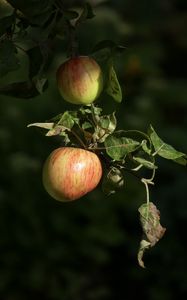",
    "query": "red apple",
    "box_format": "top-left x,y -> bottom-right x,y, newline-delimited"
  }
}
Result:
56,56 -> 103,105
42,147 -> 102,202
